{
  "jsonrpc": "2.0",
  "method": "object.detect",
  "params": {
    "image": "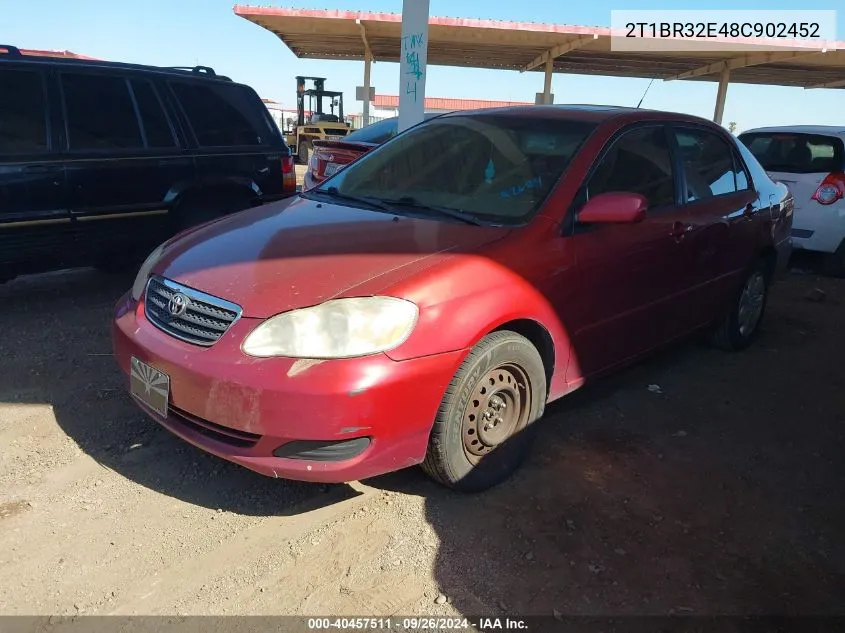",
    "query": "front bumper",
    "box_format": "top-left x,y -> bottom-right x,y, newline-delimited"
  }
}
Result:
112,293 -> 467,483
